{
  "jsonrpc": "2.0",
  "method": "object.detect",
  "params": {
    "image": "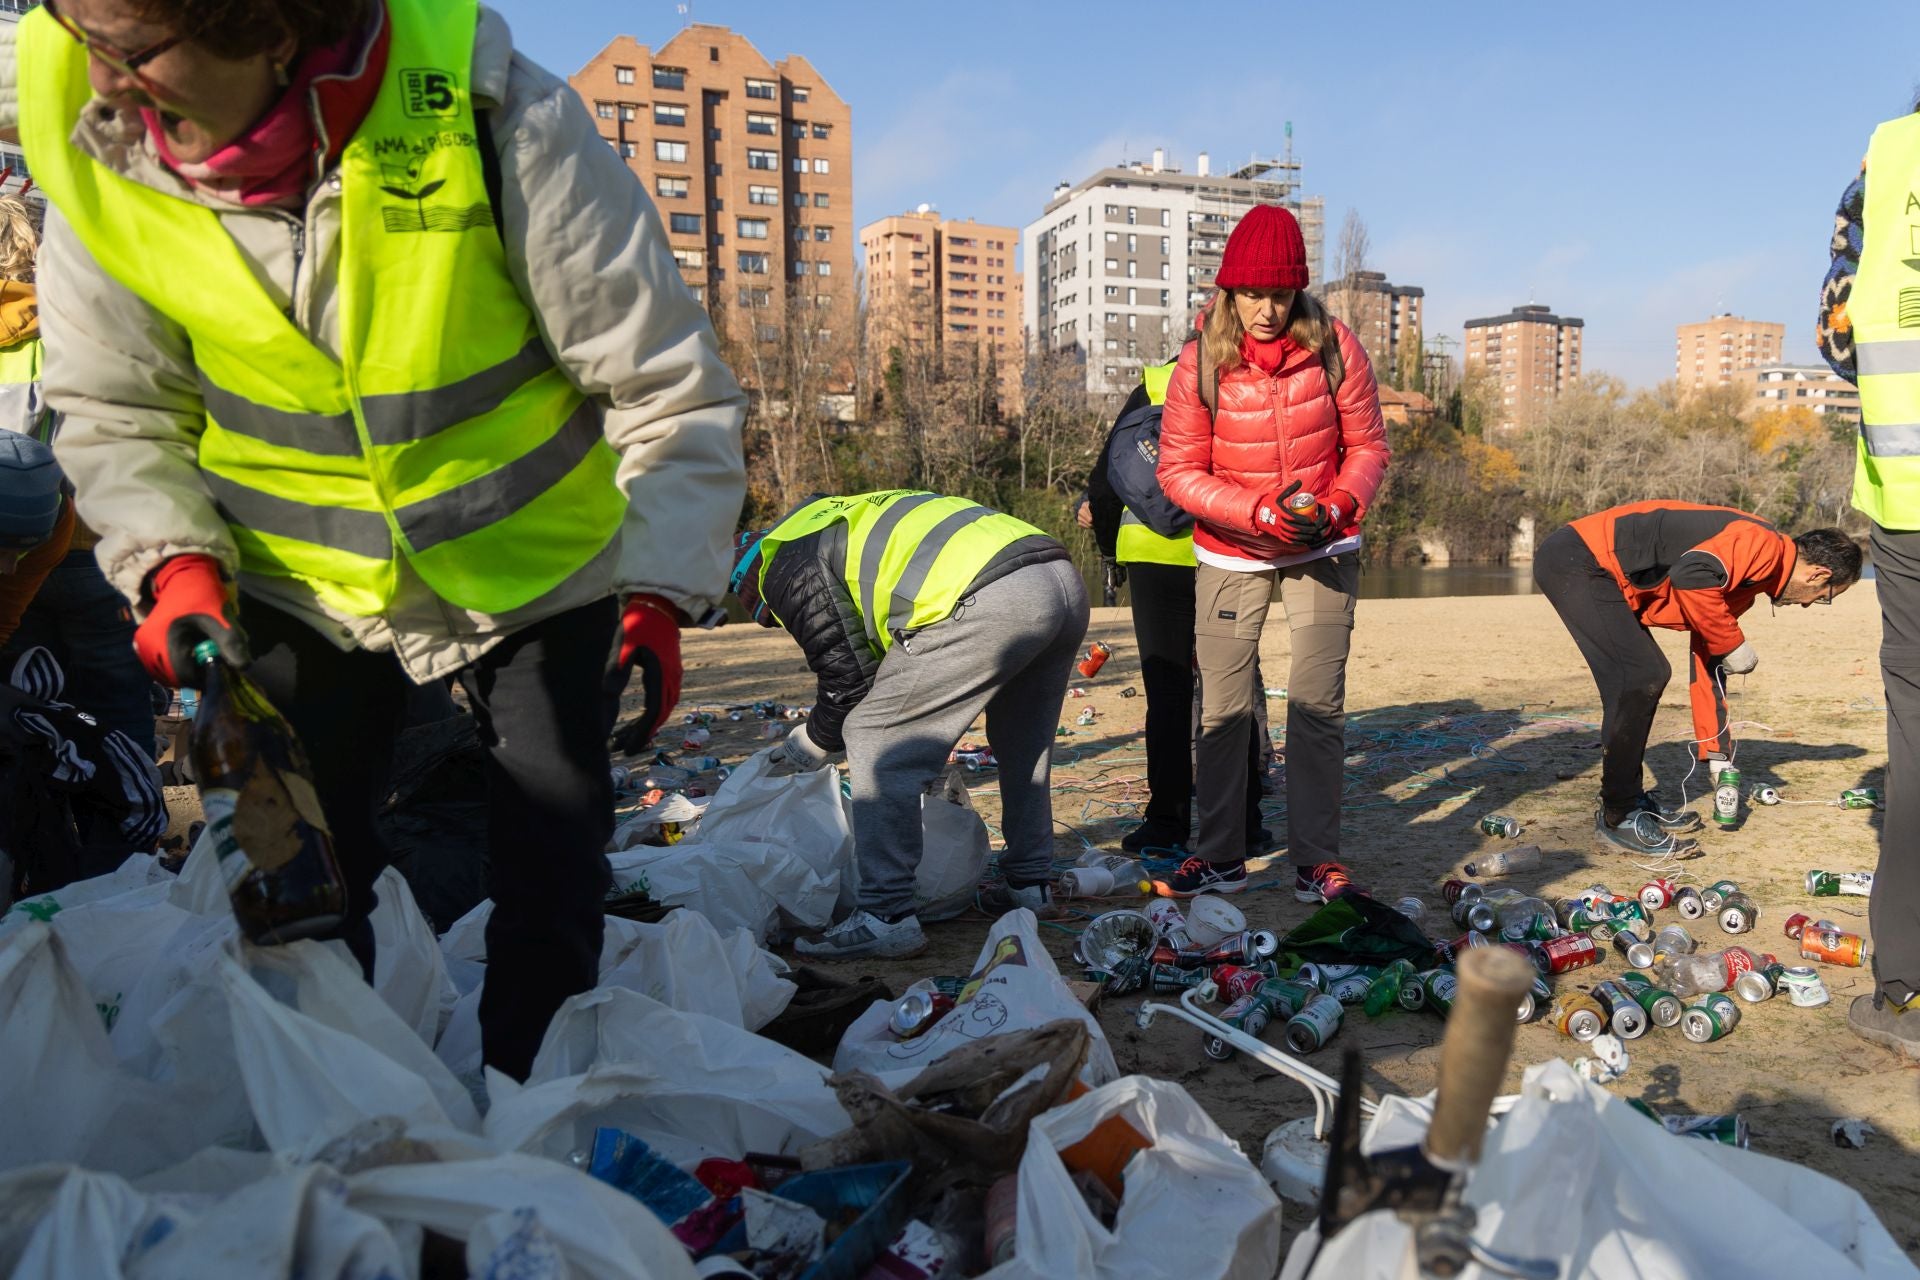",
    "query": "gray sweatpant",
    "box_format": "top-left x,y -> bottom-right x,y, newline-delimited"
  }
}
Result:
1871,525 -> 1920,1006
843,558 -> 1090,917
